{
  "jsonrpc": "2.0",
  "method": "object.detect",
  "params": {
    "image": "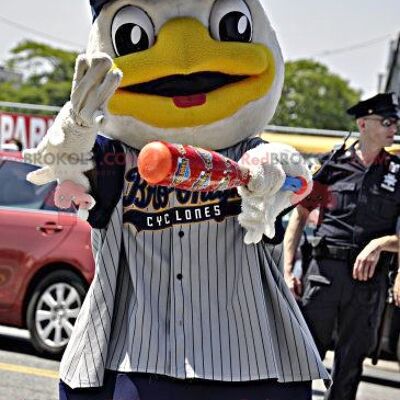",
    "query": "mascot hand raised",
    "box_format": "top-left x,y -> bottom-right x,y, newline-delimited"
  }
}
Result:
23,53 -> 122,190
